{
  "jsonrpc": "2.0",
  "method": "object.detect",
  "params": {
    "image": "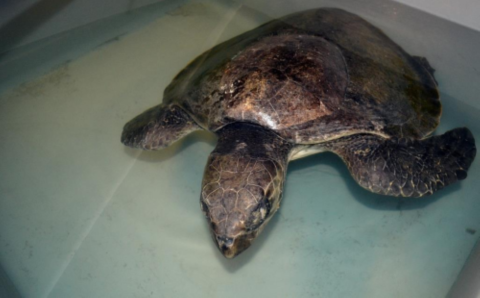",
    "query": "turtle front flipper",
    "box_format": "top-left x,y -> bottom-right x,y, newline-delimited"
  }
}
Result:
121,104 -> 200,150
201,123 -> 293,258
324,128 -> 476,197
